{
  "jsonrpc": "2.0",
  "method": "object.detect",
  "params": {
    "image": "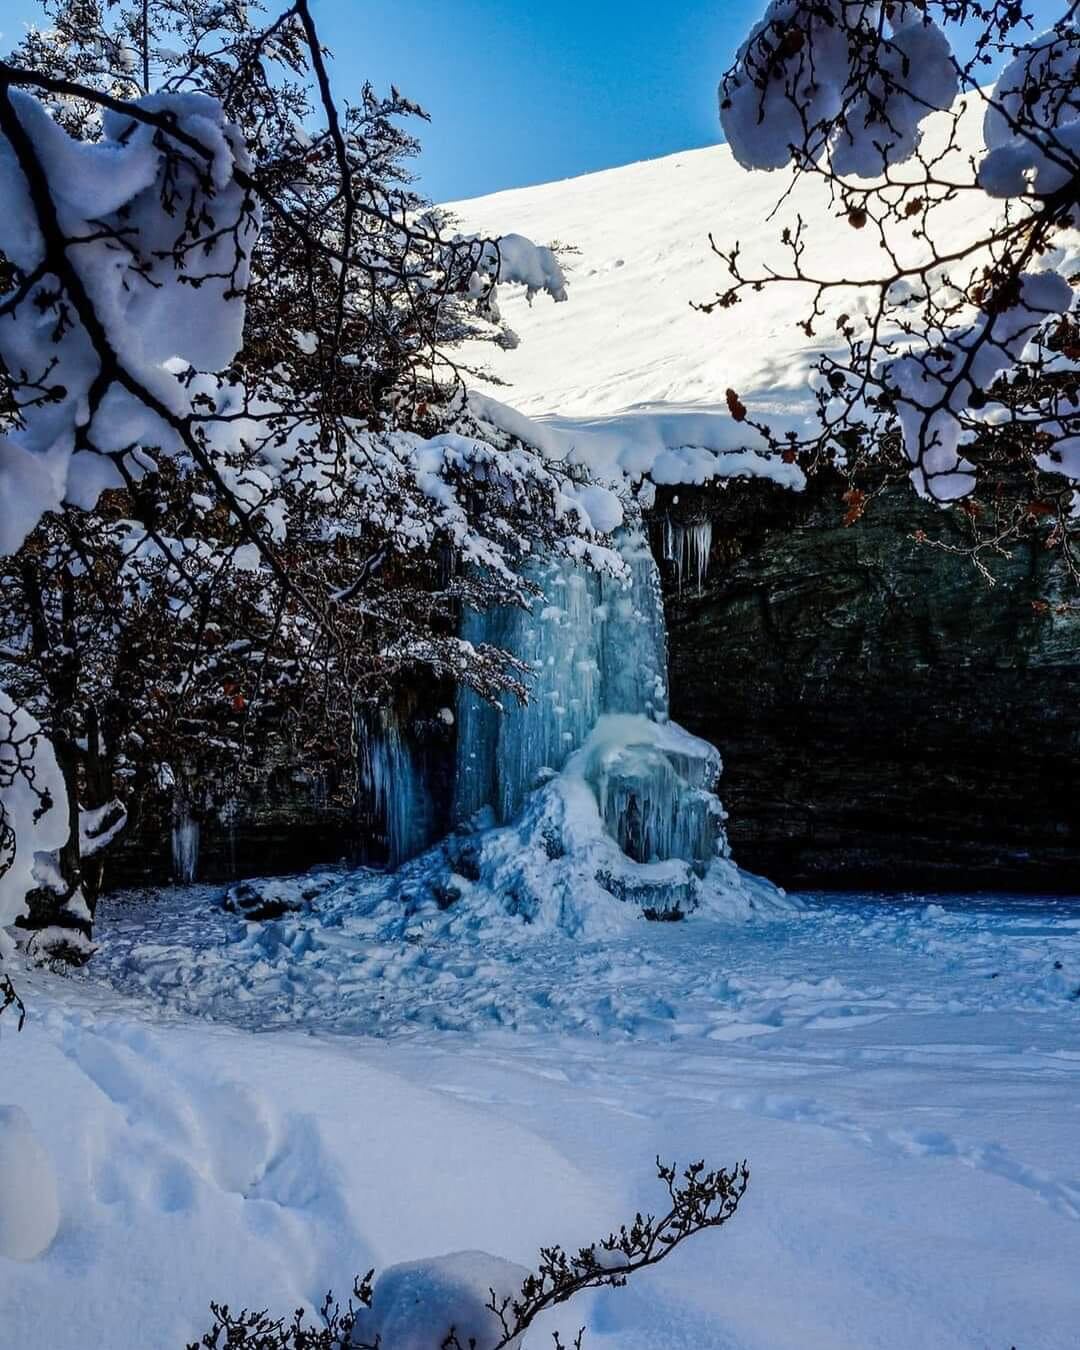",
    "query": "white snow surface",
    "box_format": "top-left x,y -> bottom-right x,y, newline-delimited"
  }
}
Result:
446,140 -> 847,482
0,1105 -> 59,1262
2,889 -> 1079,1347
446,103 -> 1078,492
